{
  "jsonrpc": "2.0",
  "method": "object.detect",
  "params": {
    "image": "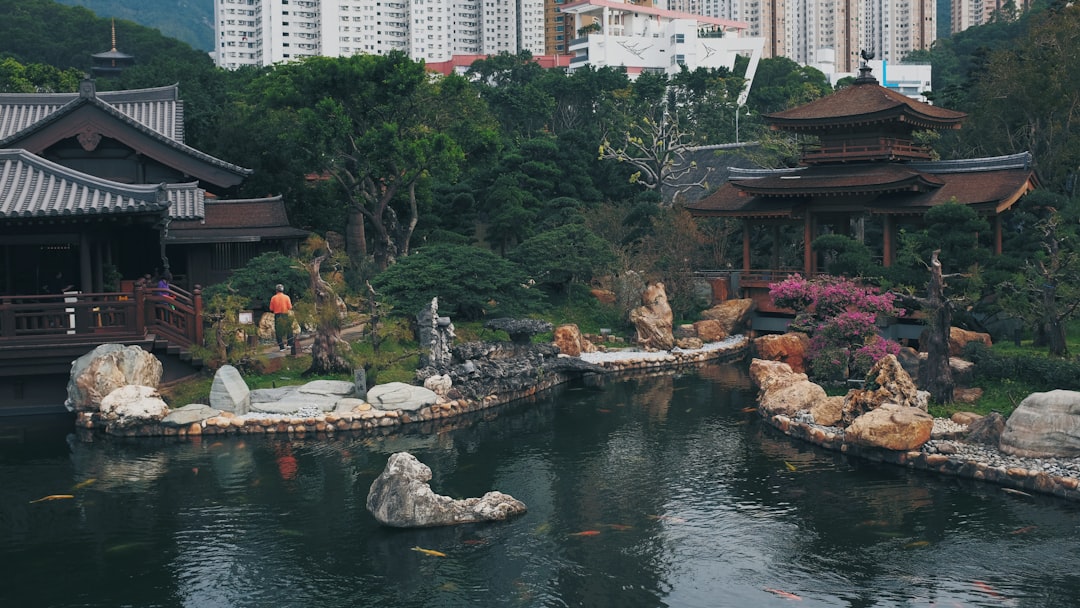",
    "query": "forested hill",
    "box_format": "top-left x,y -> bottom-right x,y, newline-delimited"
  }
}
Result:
54,0 -> 213,52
